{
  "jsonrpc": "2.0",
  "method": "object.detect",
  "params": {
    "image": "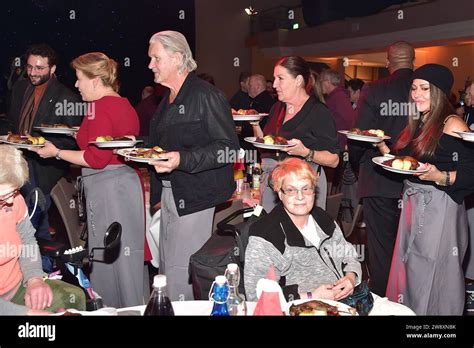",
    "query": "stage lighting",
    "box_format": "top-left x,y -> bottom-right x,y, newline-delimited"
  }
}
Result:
245,6 -> 258,16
